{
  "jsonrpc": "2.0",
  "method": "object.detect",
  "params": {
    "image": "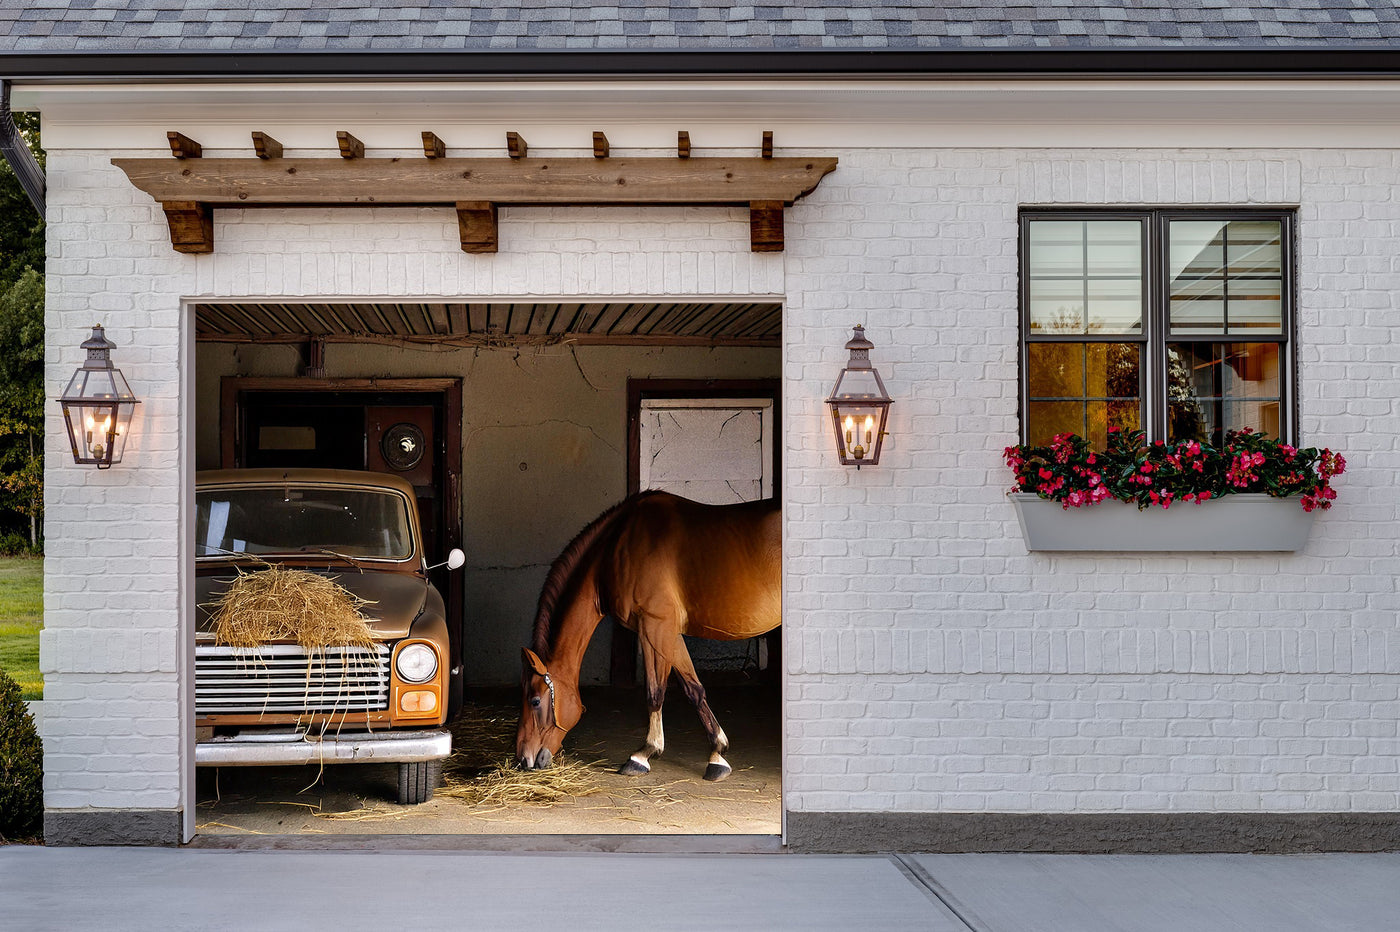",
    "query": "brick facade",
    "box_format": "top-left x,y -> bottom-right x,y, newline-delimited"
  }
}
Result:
39,114 -> 1400,841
